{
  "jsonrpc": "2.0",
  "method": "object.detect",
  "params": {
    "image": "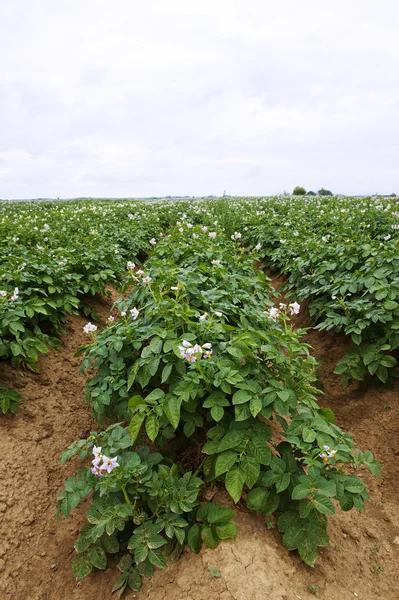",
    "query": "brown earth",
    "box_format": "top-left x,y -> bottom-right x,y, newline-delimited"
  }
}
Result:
0,282 -> 398,600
